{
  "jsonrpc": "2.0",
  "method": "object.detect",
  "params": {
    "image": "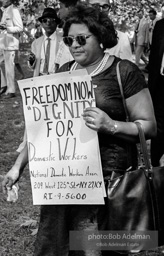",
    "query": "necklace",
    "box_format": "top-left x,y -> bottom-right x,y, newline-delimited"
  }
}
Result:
70,52 -> 110,77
